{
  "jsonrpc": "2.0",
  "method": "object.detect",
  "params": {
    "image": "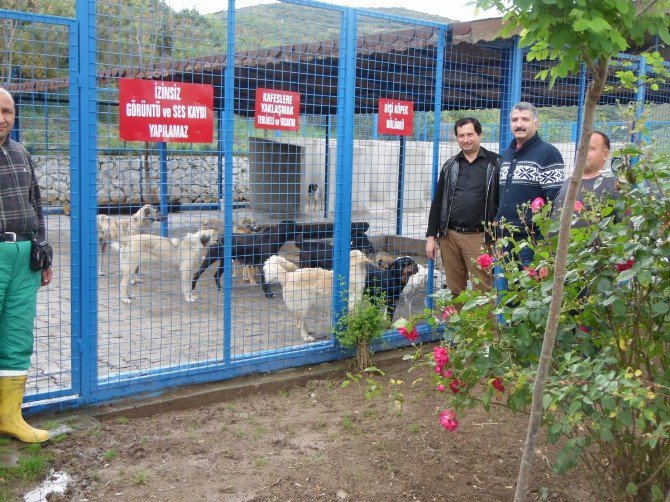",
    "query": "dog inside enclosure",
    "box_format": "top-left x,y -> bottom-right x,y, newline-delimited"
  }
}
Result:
97,204 -> 165,276
307,183 -> 322,213
263,249 -> 370,342
119,228 -> 217,304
